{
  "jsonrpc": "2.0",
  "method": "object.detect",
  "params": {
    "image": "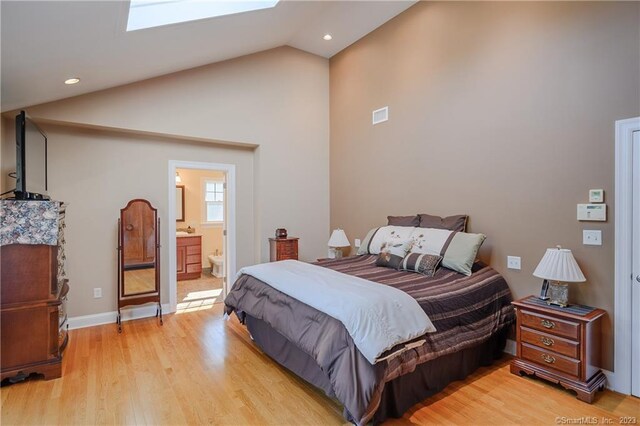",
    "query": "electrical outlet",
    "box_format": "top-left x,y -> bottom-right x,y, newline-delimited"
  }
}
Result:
93,288 -> 102,298
355,238 -> 361,247
507,256 -> 521,270
583,230 -> 602,246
